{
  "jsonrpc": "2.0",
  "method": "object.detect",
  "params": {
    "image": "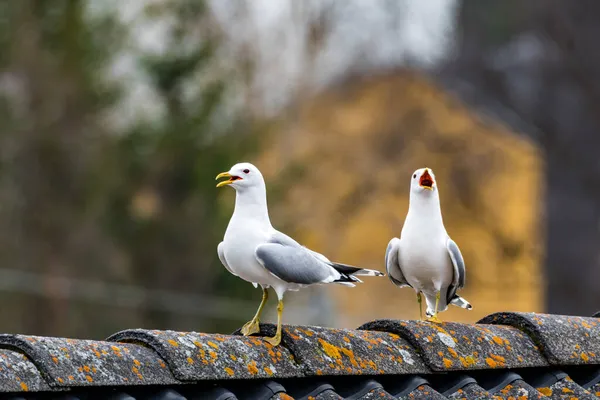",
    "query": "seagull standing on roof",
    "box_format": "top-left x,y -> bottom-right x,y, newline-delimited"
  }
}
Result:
216,162 -> 384,345
385,167 -> 472,323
